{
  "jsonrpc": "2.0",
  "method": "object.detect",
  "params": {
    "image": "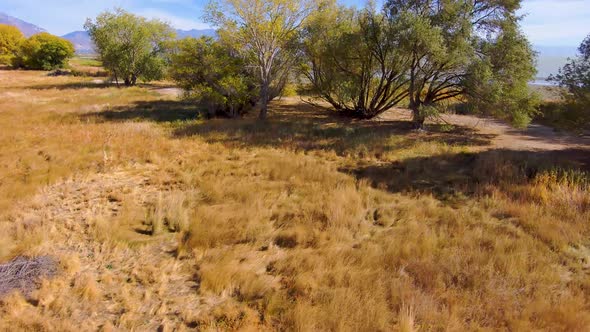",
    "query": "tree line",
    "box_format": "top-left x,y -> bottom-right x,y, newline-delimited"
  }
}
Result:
1,0 -> 588,129
86,0 -> 538,128
0,24 -> 74,70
